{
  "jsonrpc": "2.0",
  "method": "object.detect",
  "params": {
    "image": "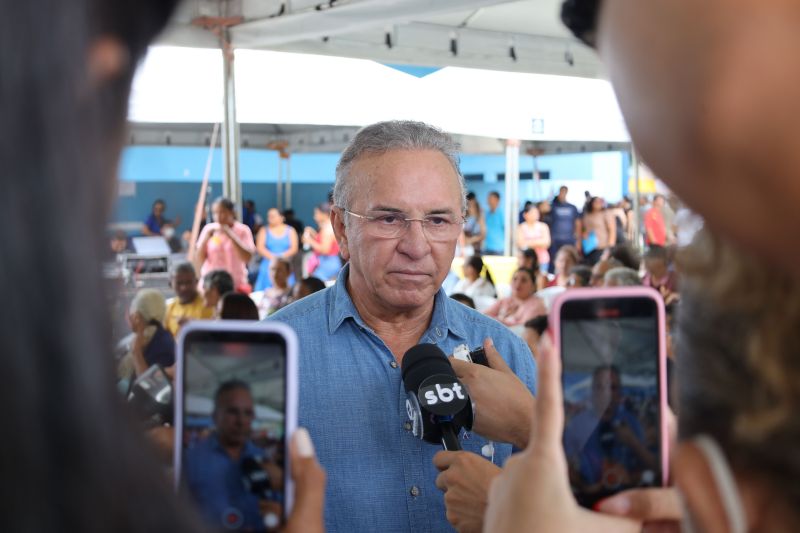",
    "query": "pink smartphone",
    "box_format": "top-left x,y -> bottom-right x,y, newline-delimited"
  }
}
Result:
550,287 -> 669,508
